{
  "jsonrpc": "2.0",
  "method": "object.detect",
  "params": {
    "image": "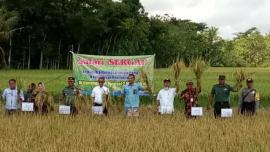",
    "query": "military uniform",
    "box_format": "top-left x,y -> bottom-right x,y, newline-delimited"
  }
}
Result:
62,77 -> 80,114
211,75 -> 238,117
